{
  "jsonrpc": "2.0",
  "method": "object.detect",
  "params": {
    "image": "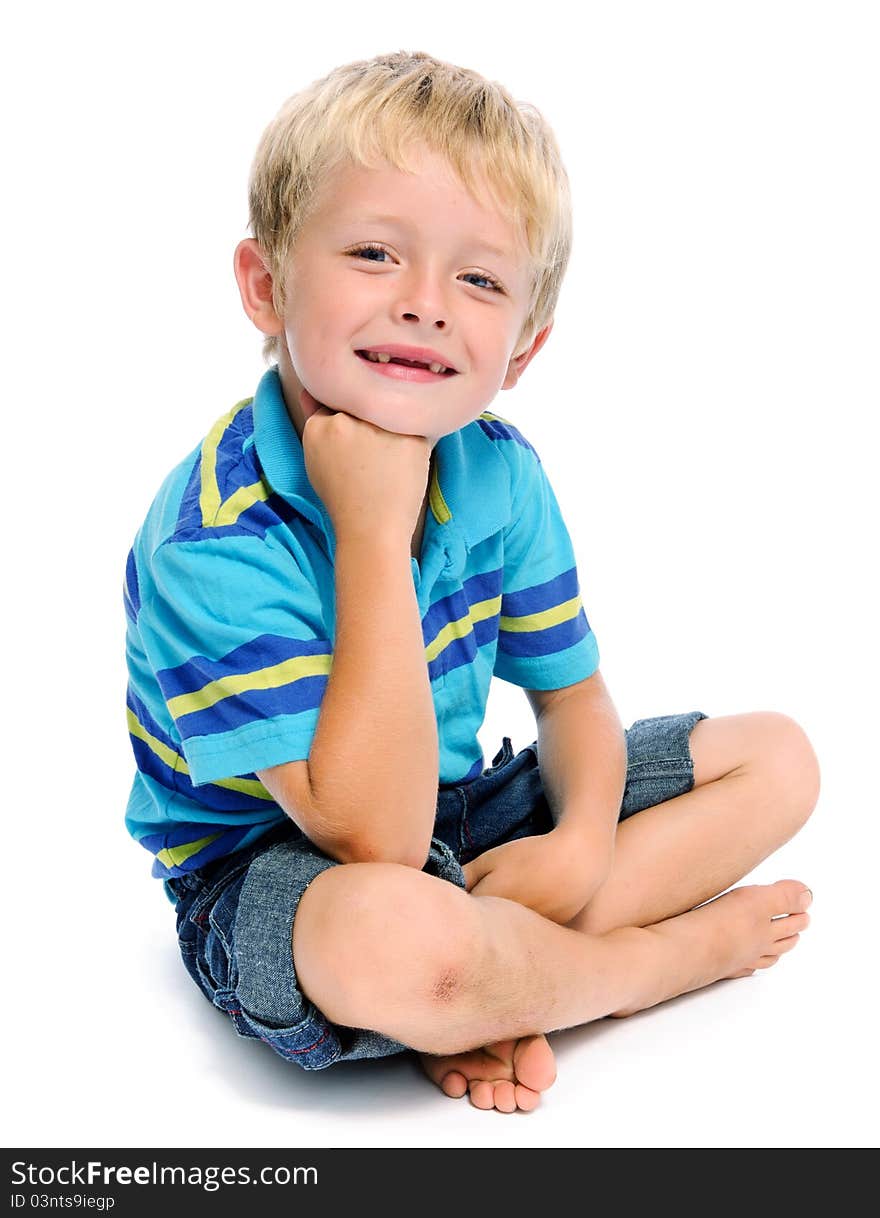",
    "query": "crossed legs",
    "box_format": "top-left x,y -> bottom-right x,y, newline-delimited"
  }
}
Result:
293,712 -> 820,1110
